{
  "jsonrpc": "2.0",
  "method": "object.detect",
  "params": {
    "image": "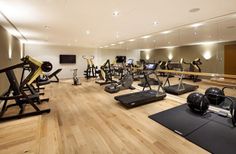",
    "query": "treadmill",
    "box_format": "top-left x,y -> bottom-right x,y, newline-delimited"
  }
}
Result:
114,63 -> 166,108
163,62 -> 198,95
